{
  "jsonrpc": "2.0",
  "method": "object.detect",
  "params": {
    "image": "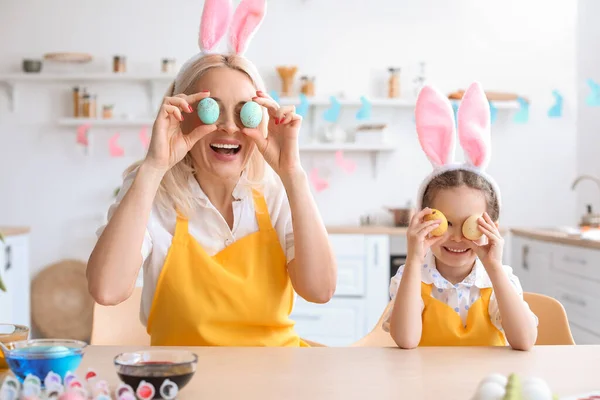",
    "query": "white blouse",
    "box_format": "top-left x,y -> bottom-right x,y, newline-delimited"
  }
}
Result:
96,167 -> 295,326
383,252 -> 538,337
